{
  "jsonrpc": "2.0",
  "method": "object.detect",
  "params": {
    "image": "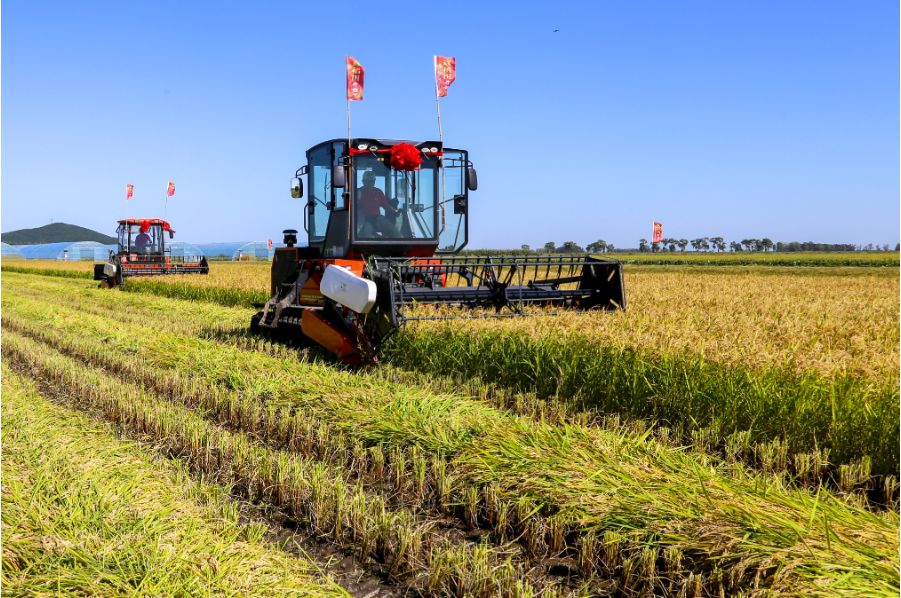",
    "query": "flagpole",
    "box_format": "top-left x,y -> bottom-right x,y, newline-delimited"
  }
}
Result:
347,72 -> 353,240
435,57 -> 447,234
